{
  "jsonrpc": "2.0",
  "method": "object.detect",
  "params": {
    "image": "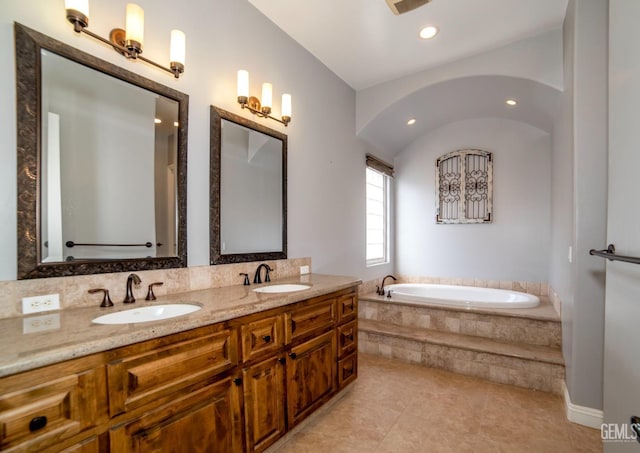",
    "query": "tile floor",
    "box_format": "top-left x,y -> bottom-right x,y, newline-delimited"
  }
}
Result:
271,353 -> 602,453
